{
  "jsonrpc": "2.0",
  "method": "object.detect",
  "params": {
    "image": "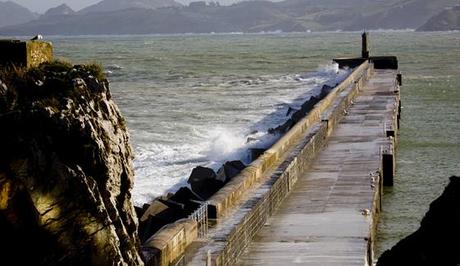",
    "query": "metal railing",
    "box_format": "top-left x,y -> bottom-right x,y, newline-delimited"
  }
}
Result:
188,201 -> 209,239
